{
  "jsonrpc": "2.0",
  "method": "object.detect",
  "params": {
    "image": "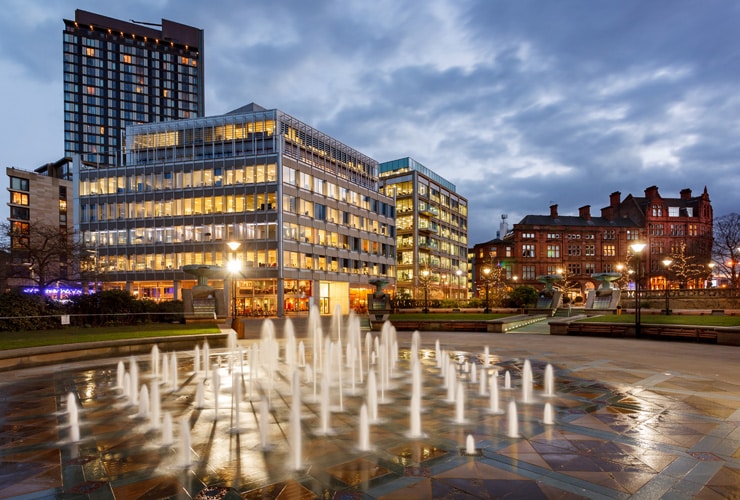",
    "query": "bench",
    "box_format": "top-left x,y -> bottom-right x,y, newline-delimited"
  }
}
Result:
640,325 -> 717,343
386,320 -> 489,332
445,321 -> 488,332
567,322 -> 630,337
